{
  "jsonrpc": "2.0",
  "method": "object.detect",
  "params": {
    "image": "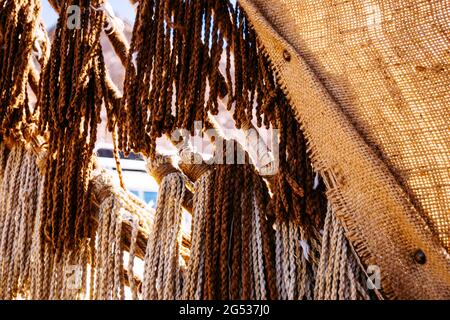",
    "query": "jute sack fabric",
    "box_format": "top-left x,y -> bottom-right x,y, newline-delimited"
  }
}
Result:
239,0 -> 450,299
